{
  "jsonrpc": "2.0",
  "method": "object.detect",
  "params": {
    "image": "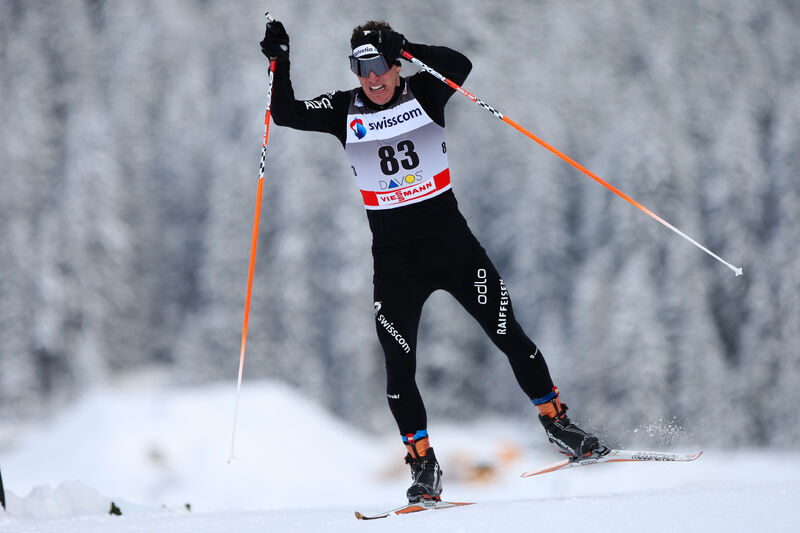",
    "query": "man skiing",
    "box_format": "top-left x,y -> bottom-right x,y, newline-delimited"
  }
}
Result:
260,18 -> 601,503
